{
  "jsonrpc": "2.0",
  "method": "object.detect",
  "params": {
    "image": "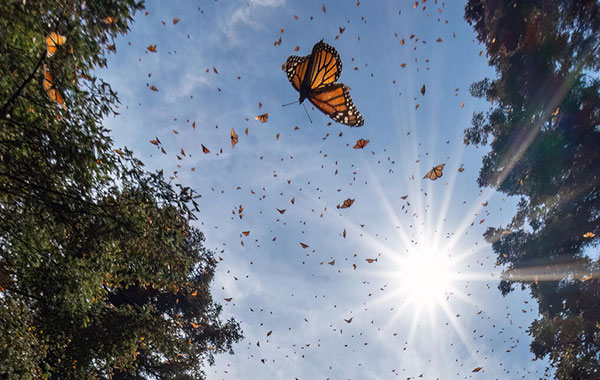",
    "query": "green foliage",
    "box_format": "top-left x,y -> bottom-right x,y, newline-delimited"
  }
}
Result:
465,0 -> 600,379
0,1 -> 241,379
